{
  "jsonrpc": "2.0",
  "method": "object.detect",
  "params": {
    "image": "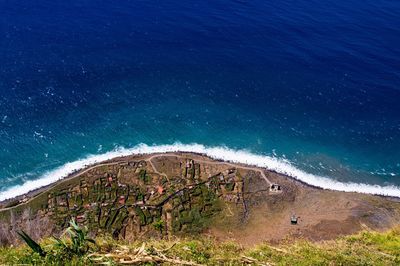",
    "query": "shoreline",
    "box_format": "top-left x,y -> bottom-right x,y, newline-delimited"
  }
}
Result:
2,150 -> 400,246
1,151 -> 399,209
0,153 -> 142,208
